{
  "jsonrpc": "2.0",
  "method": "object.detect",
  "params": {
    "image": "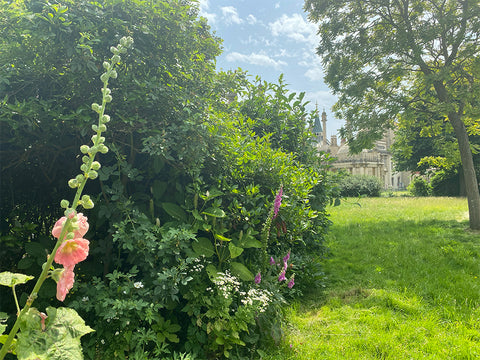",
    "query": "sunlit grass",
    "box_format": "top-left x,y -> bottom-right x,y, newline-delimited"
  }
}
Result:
264,197 -> 480,359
